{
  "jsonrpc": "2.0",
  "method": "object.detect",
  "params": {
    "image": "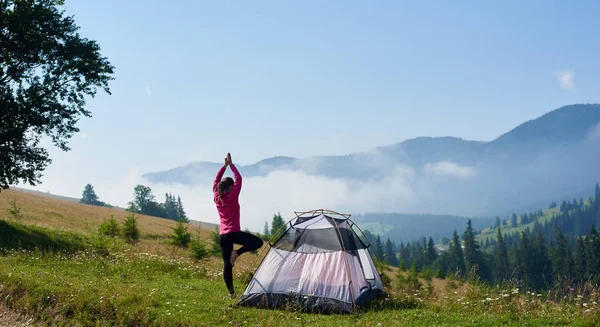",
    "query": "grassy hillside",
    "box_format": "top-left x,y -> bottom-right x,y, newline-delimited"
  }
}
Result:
0,188 -> 598,326
476,207 -> 561,244
354,213 -> 495,244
